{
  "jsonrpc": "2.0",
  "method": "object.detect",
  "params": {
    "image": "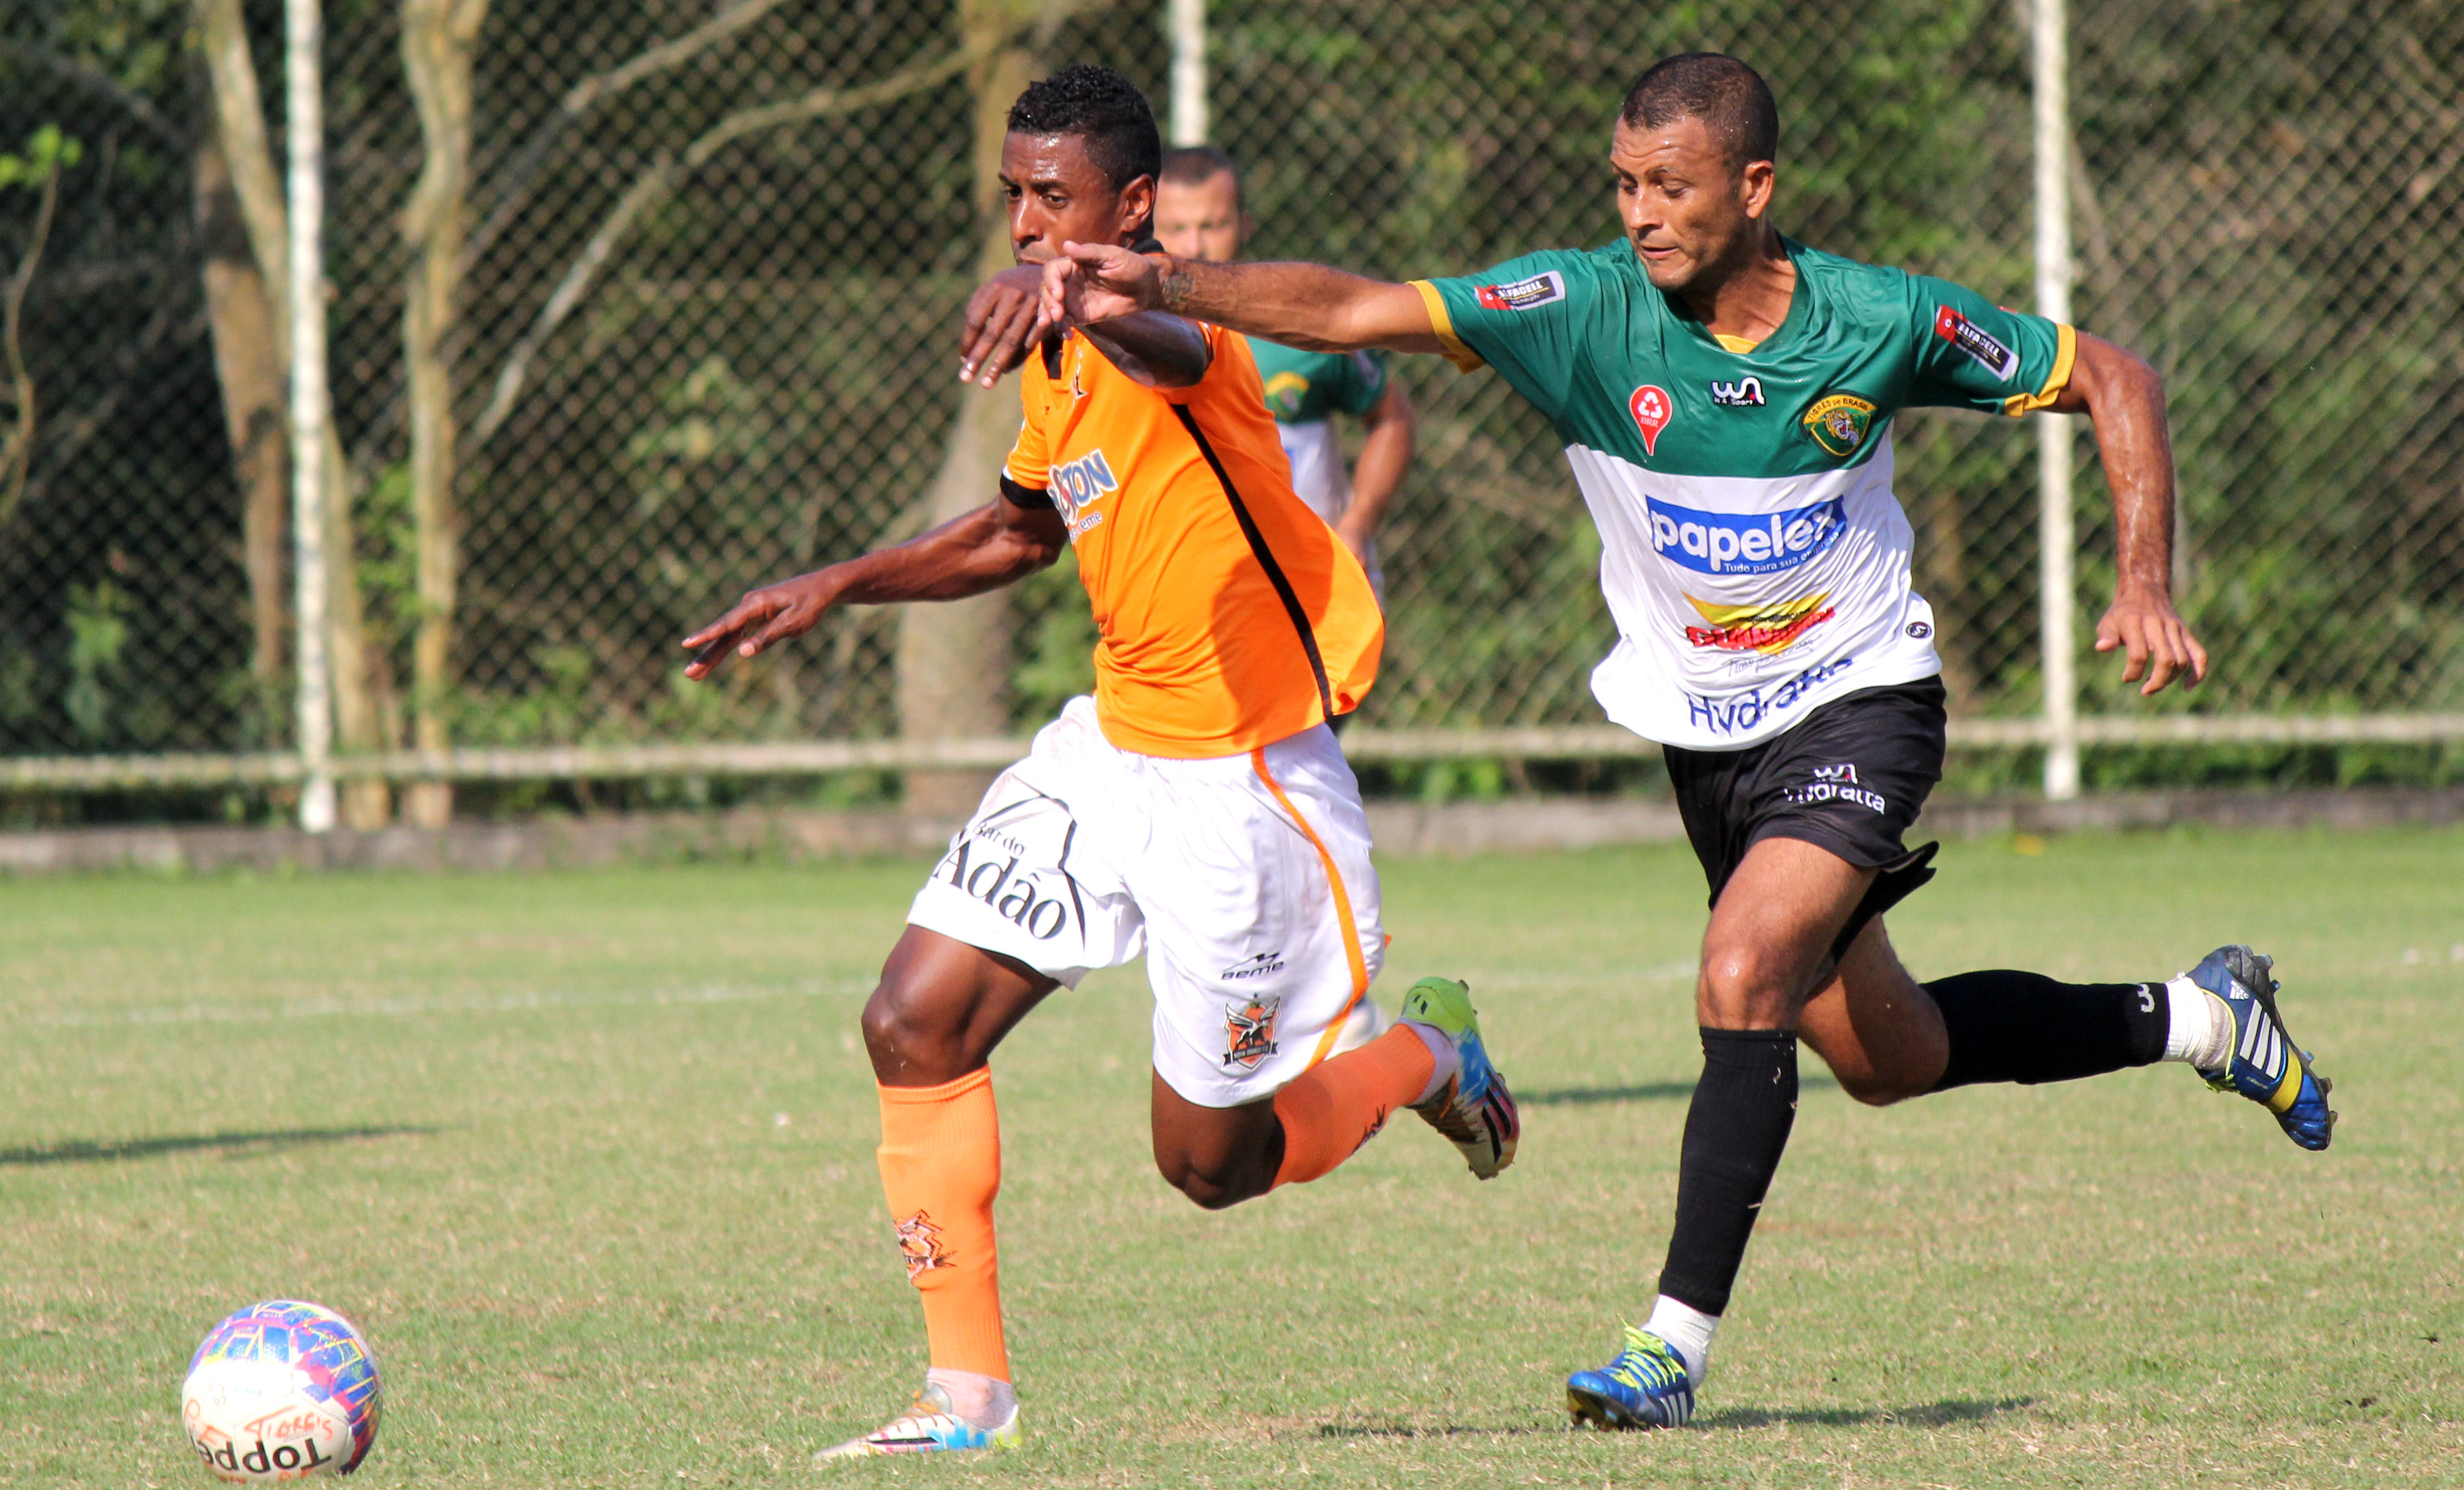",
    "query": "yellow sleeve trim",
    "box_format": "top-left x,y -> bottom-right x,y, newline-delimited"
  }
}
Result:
2003,322 -> 2077,416
1713,333 -> 1761,354
1410,280 -> 1487,373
